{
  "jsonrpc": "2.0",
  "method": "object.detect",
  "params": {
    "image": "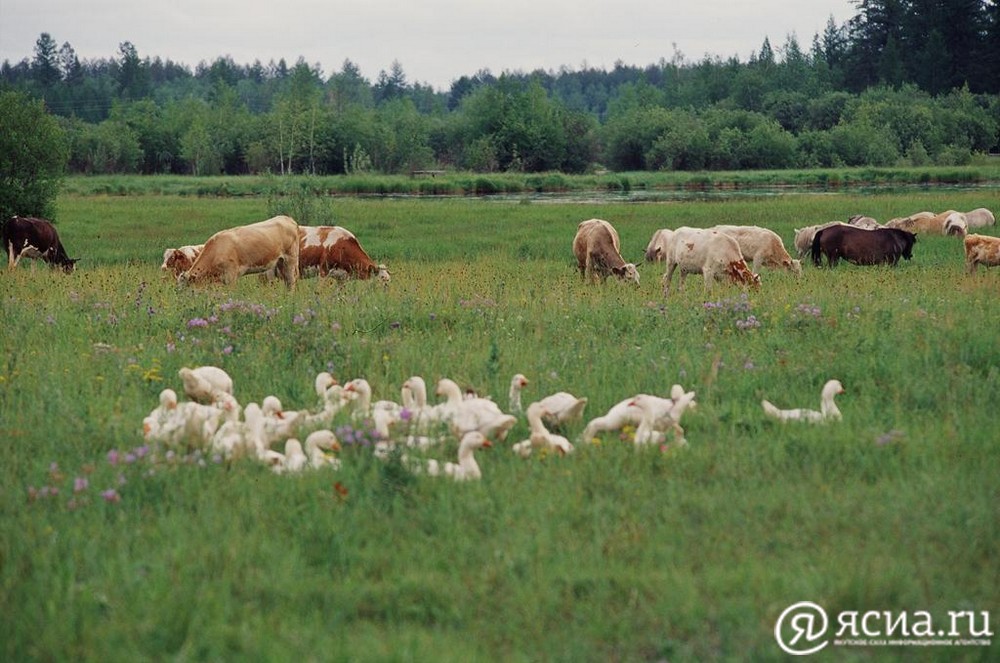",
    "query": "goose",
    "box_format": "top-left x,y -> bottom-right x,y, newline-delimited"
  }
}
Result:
178,366 -> 234,404
274,438 -> 308,474
436,378 -> 517,441
211,401 -> 264,458
172,392 -> 240,451
143,388 -> 179,441
761,379 -> 845,423
627,394 -> 688,446
304,430 -> 342,470
581,397 -> 644,442
300,383 -> 348,429
426,431 -> 492,481
343,378 -> 402,419
513,402 -> 575,458
261,395 -> 302,444
537,391 -> 589,429
508,374 -> 529,414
